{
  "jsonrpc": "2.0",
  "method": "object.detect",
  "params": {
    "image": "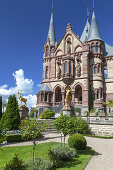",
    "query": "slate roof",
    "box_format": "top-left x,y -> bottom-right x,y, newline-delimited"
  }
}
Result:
41,84 -> 52,92
48,10 -> 56,46
88,11 -> 101,41
103,43 -> 113,56
80,19 -> 90,43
